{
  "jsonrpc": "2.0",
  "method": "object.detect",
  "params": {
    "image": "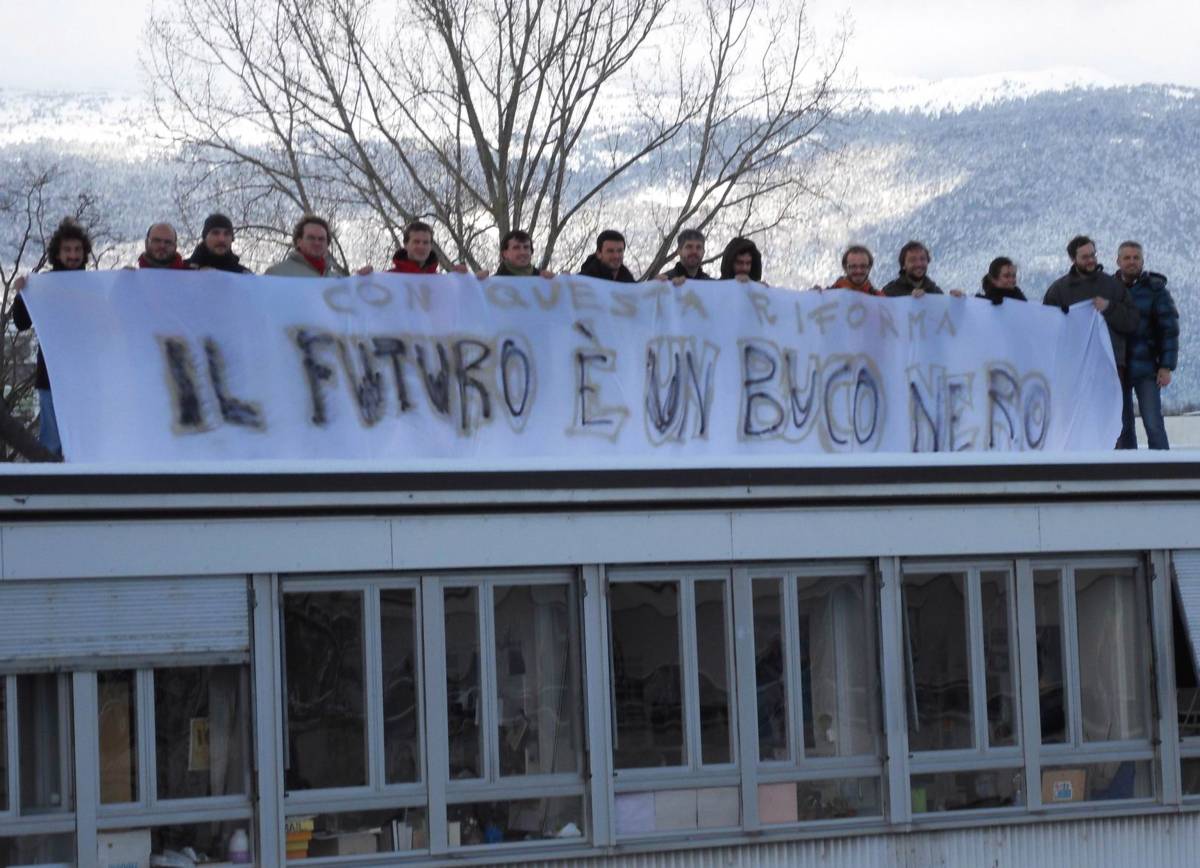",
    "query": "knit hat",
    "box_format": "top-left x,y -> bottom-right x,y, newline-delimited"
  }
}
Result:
202,213 -> 235,238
